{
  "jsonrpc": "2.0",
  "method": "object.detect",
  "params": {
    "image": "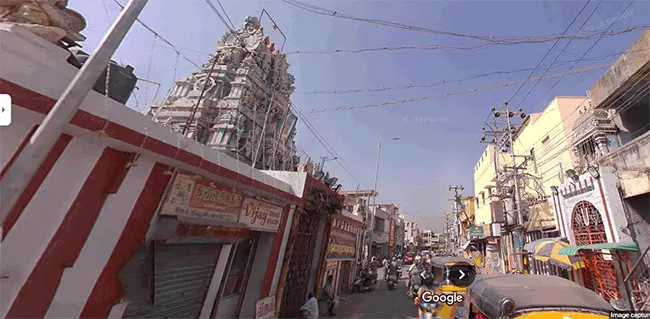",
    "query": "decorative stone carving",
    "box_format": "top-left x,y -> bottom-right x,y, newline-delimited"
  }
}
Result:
150,16 -> 299,170
0,0 -> 86,42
